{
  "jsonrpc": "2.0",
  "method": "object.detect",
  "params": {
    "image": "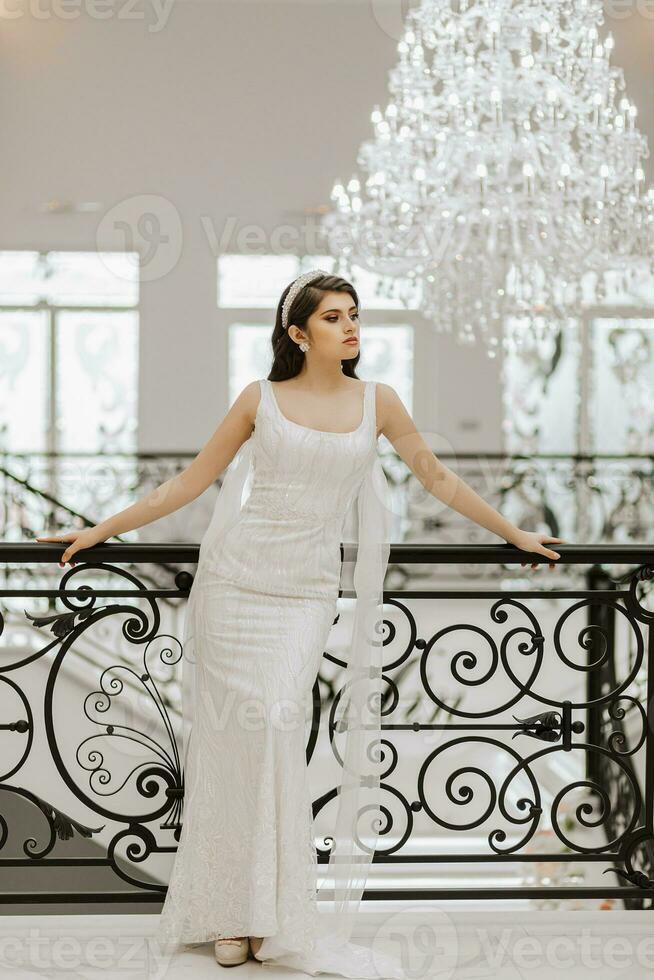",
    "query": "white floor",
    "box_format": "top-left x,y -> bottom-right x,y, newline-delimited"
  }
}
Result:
1,908 -> 653,980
